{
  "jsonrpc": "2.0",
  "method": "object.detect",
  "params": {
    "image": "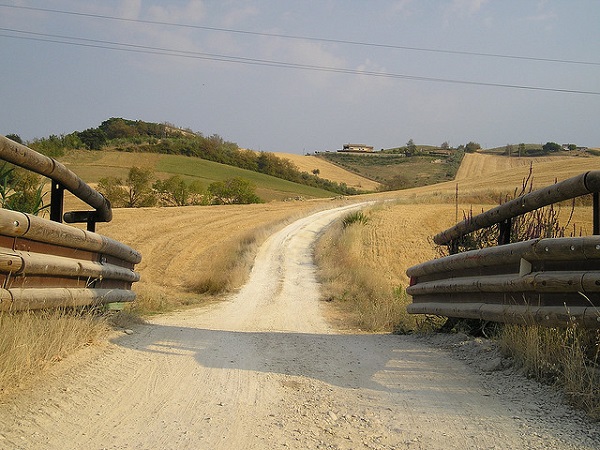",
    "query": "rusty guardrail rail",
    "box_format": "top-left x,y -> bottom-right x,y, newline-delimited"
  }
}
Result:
406,171 -> 600,328
0,134 -> 141,311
